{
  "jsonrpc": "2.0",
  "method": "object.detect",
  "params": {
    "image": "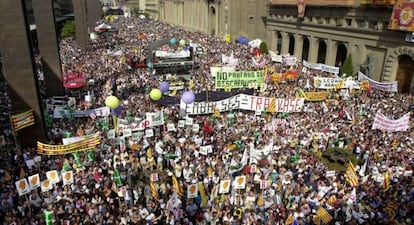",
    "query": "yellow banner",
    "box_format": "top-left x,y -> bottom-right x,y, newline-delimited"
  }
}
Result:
224,34 -> 231,43
303,91 -> 329,101
37,135 -> 100,155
